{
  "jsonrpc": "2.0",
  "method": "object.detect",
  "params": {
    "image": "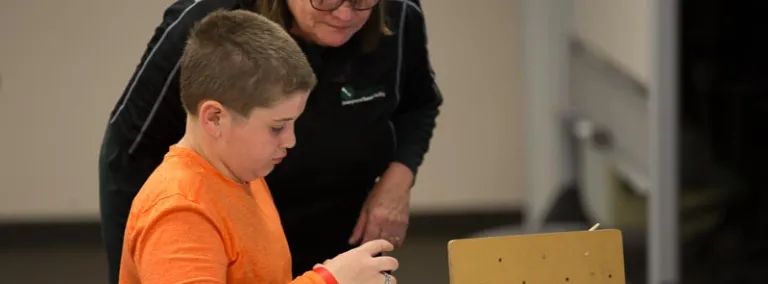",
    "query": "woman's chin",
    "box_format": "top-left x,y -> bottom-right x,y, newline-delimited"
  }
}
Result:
314,33 -> 353,47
